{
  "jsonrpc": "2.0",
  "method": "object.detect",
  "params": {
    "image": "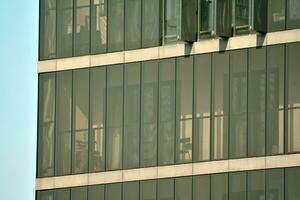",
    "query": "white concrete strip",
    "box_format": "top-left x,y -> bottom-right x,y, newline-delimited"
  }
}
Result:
36,153 -> 300,190
38,29 -> 300,73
